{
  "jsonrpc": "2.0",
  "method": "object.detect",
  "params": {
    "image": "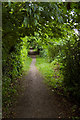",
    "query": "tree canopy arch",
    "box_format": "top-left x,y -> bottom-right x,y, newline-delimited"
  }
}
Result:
2,2 -> 80,117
